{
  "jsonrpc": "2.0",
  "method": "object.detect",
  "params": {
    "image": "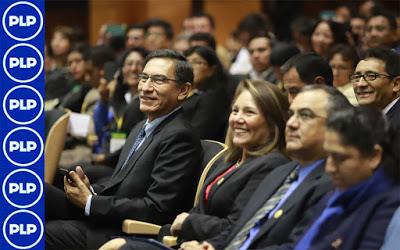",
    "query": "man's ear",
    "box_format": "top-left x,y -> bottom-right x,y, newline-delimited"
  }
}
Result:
178,82 -> 192,101
392,76 -> 400,94
368,144 -> 383,172
314,76 -> 326,85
